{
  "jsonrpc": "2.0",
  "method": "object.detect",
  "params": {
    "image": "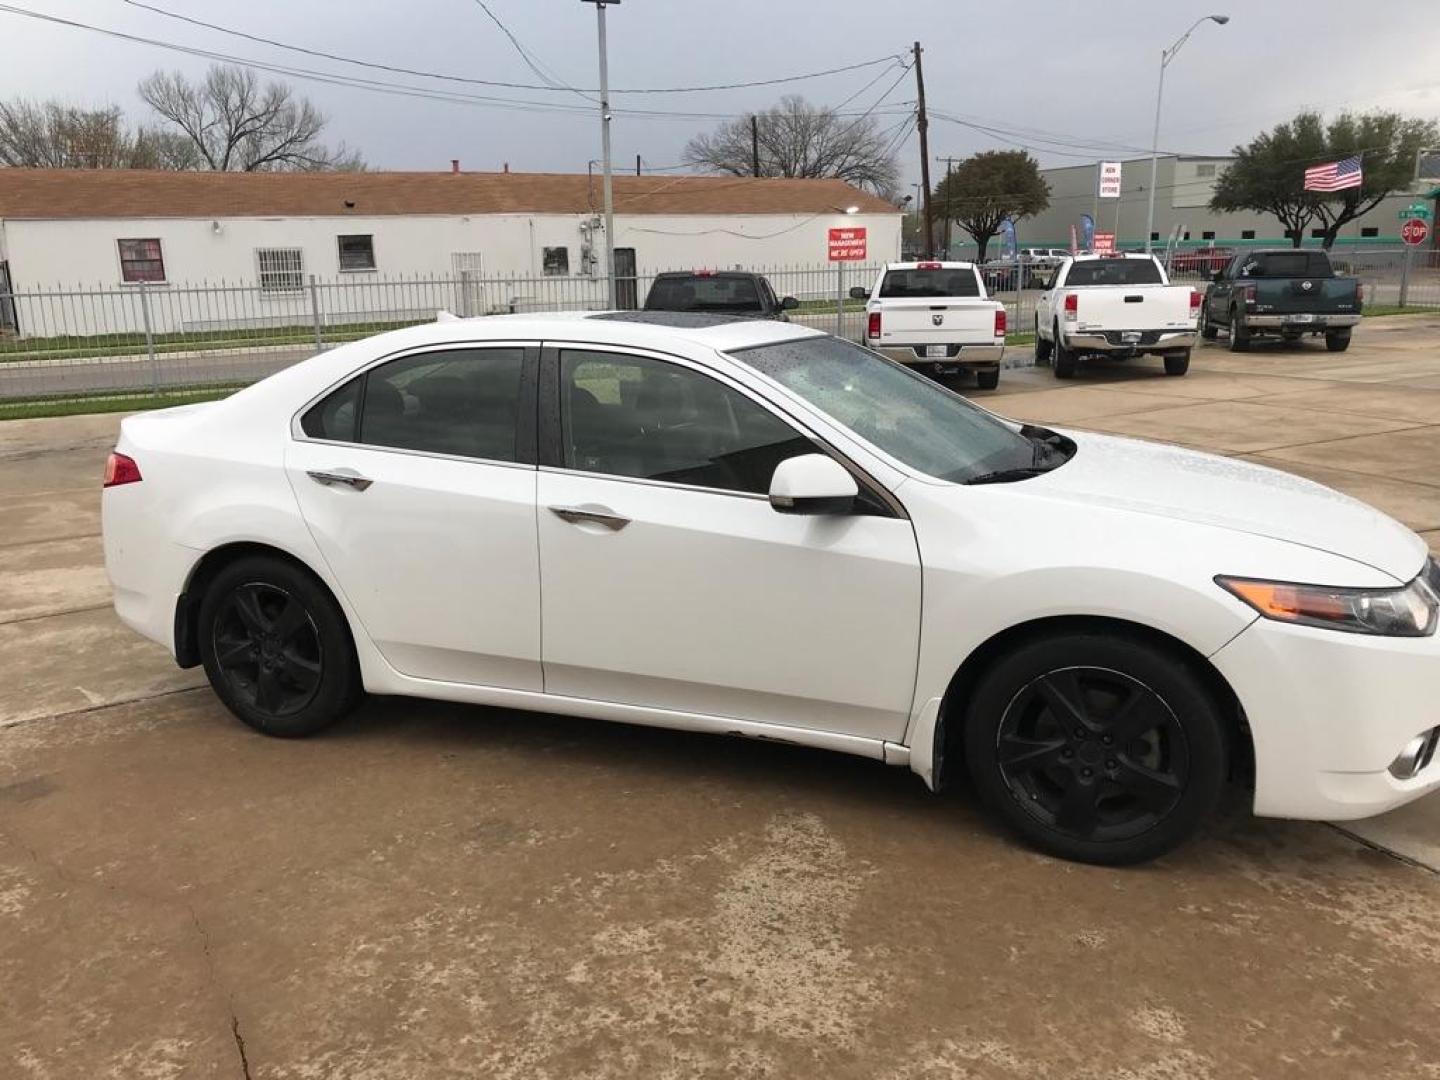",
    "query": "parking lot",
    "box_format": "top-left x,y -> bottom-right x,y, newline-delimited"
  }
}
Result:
4,317 -> 1440,1078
